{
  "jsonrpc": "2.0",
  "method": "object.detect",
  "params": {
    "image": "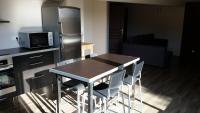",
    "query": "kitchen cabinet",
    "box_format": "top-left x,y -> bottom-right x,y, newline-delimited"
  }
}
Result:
13,51 -> 54,70
13,50 -> 58,95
